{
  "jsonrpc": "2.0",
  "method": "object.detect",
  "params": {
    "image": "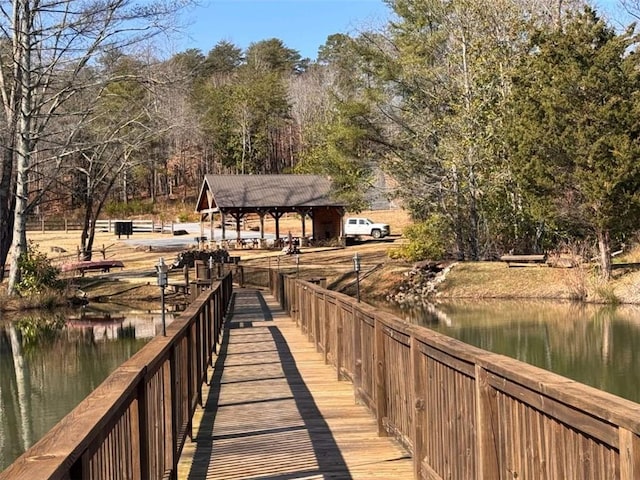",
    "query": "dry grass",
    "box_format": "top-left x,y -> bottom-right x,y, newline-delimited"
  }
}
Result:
15,208 -> 640,306
436,262 -> 588,300
27,208 -> 412,268
10,209 -> 411,304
